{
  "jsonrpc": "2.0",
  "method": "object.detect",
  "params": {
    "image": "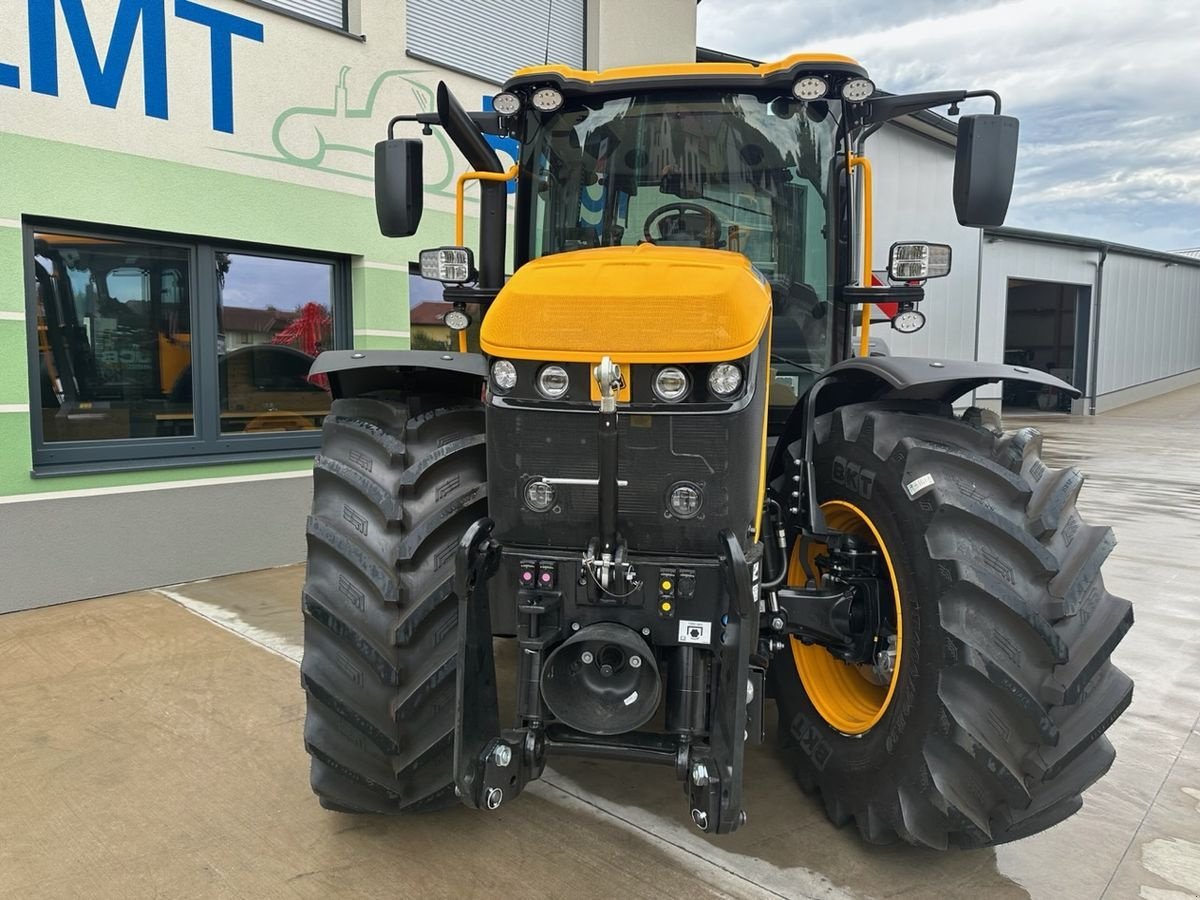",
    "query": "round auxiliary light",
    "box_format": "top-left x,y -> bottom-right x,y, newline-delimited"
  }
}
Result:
524,479 -> 556,513
531,87 -> 564,112
537,364 -> 570,399
707,363 -> 743,398
841,77 -> 876,103
891,309 -> 927,334
792,76 -> 829,101
492,91 -> 522,116
491,359 -> 517,392
444,308 -> 471,332
653,367 -> 690,403
667,482 -> 704,519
